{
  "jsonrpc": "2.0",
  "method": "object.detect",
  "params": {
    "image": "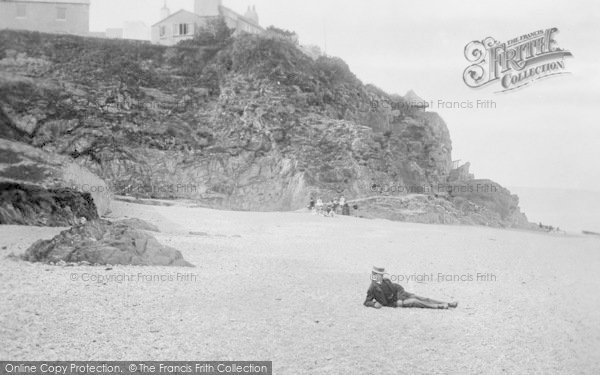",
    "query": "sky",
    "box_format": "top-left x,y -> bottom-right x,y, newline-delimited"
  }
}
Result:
90,0 -> 600,193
